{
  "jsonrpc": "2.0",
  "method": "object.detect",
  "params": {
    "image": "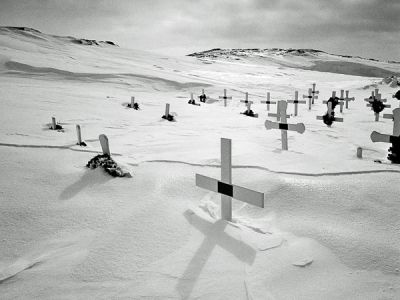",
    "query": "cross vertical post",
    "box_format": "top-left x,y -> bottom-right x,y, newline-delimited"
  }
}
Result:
288,91 -> 306,116
311,83 -> 319,104
131,96 -> 135,108
261,92 -> 276,111
344,90 -> 355,109
338,90 -> 345,113
51,117 -> 56,130
76,125 -> 82,145
220,138 -> 232,221
219,89 -> 232,107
